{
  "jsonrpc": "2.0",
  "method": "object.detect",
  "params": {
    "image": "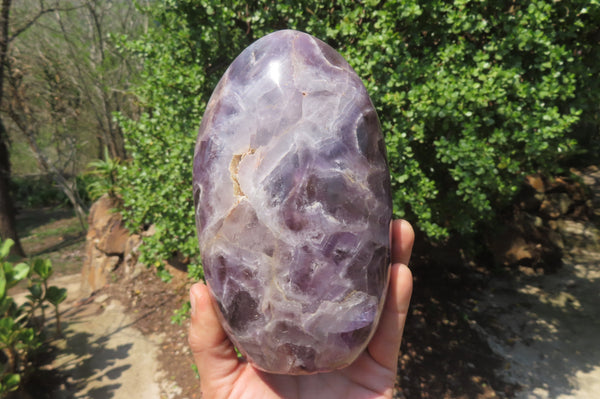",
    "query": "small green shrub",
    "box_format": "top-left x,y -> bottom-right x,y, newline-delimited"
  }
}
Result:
85,147 -> 122,201
171,301 -> 191,326
0,239 -> 67,395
